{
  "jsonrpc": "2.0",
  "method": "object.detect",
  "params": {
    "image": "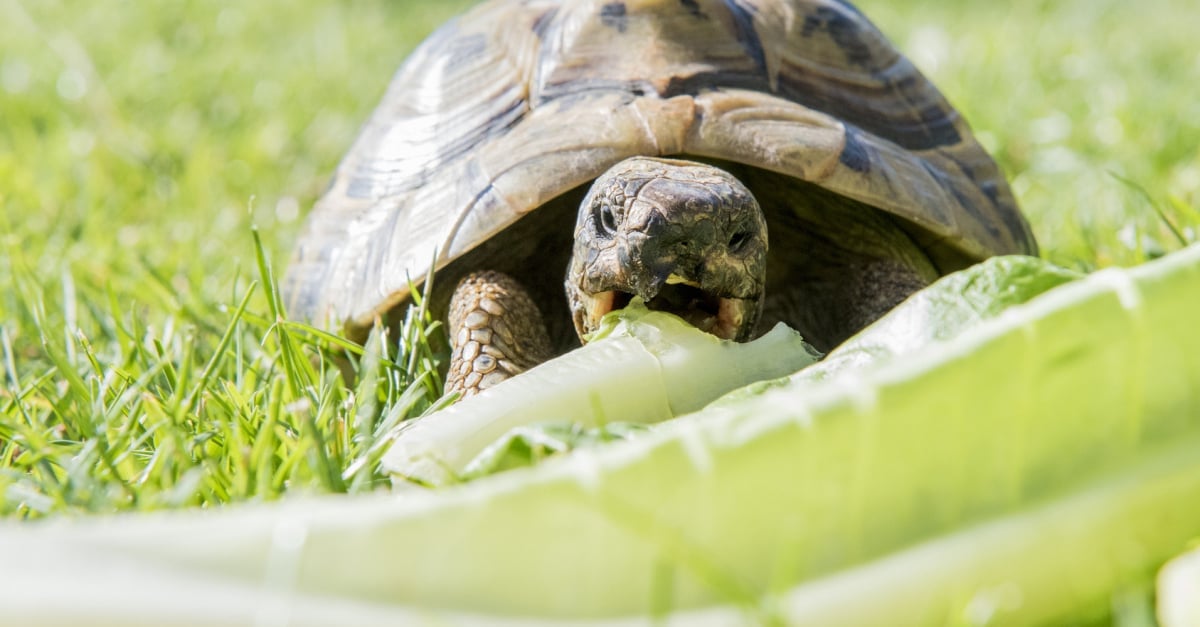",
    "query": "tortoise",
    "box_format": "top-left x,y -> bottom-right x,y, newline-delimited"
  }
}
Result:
285,0 -> 1037,397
